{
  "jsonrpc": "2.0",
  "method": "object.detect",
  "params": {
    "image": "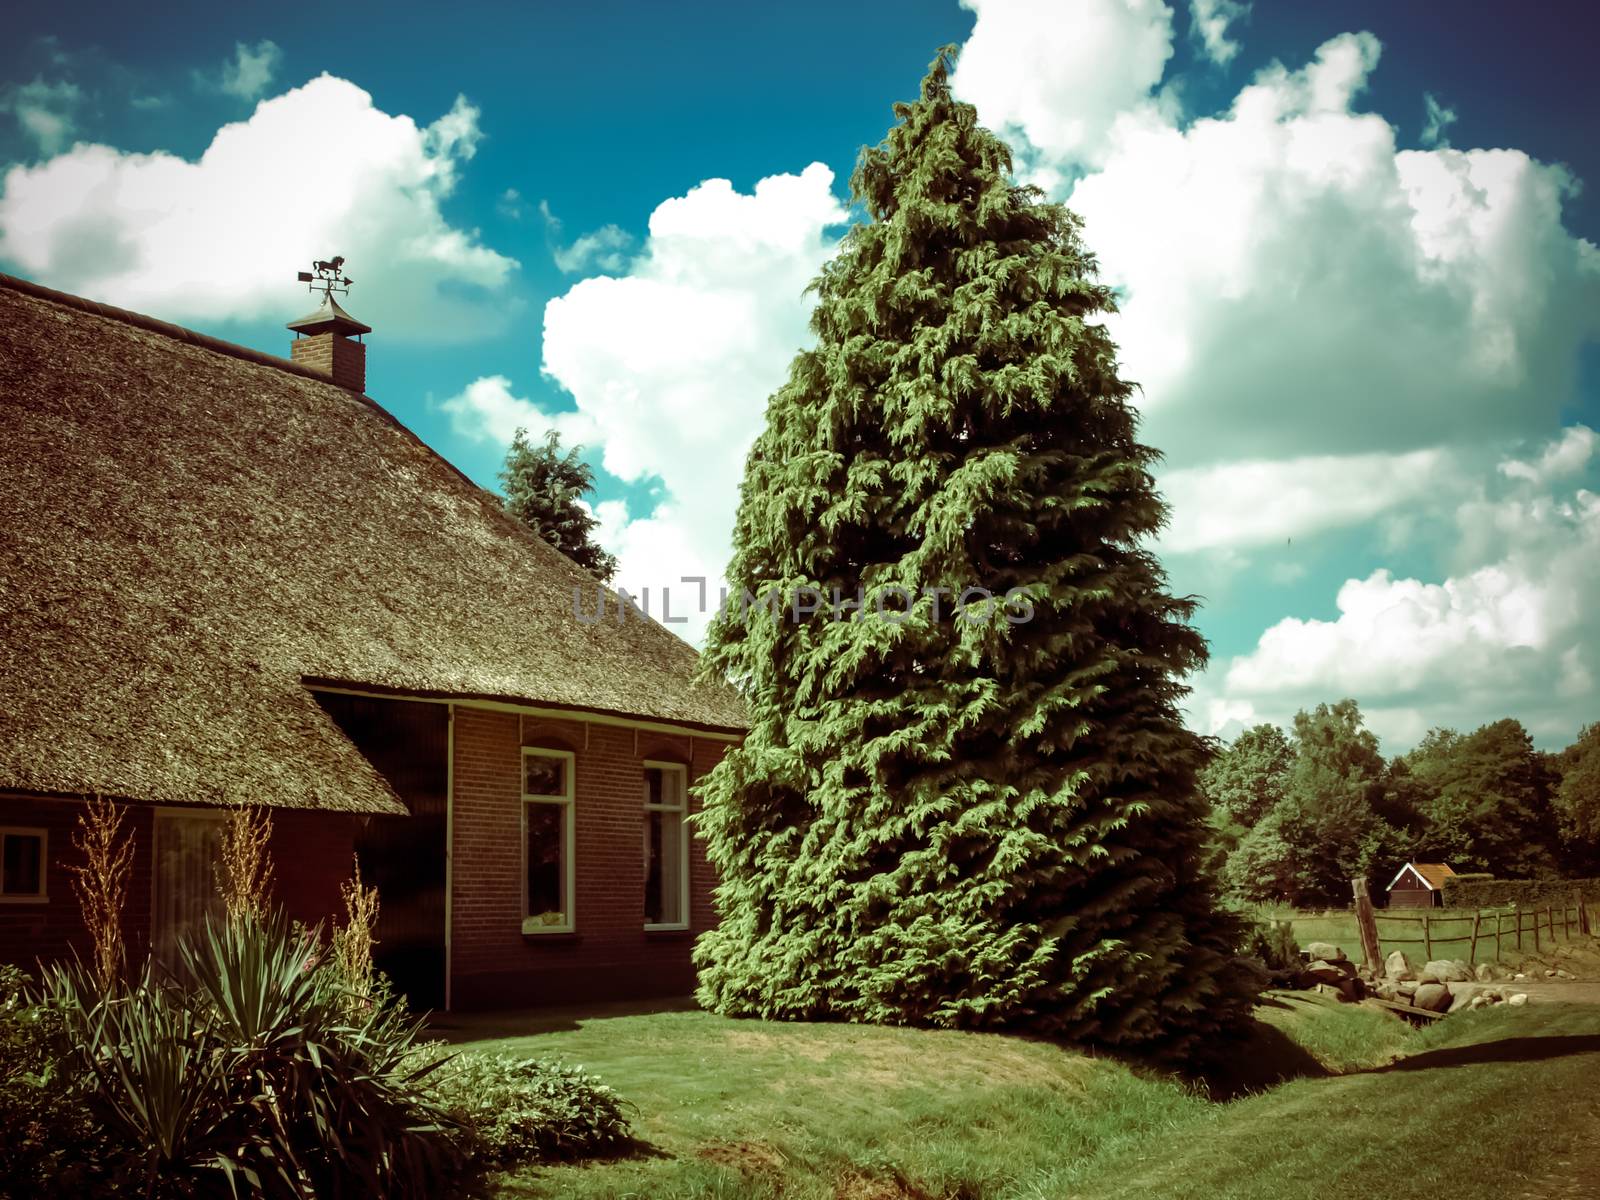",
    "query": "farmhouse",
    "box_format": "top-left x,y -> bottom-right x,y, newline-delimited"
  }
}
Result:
1386,862 -> 1457,908
0,271 -> 745,1010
